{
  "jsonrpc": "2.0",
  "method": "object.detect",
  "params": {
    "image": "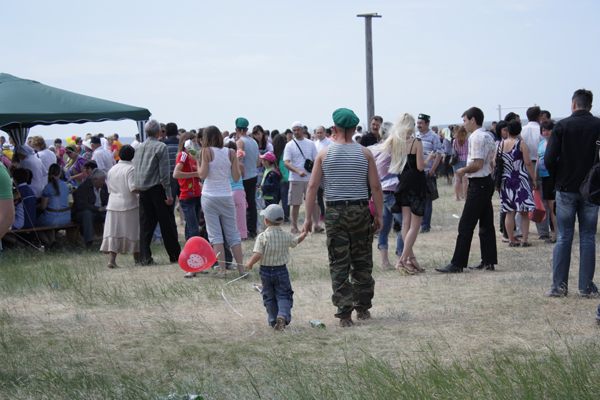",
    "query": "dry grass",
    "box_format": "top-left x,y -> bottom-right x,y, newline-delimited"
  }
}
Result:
1,181 -> 599,398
